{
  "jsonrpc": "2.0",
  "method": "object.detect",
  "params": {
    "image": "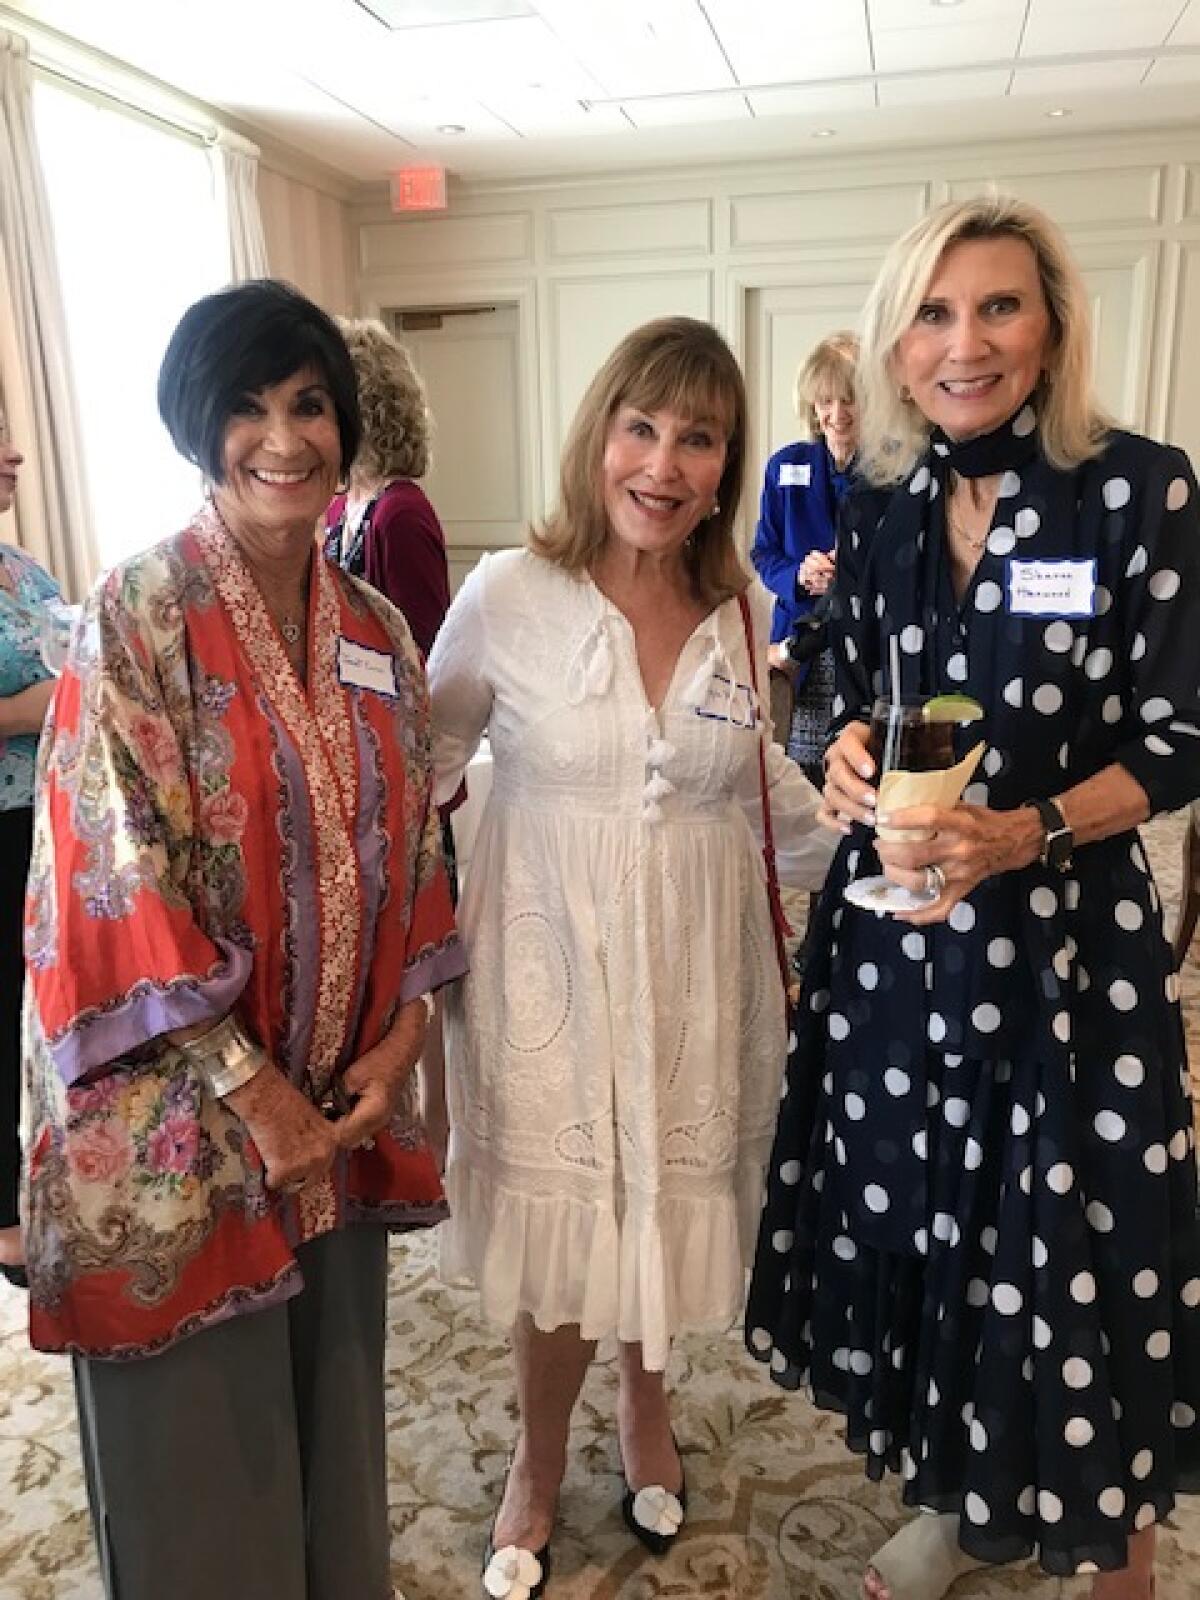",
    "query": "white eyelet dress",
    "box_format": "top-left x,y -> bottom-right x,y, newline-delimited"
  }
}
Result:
427,550 -> 834,1370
